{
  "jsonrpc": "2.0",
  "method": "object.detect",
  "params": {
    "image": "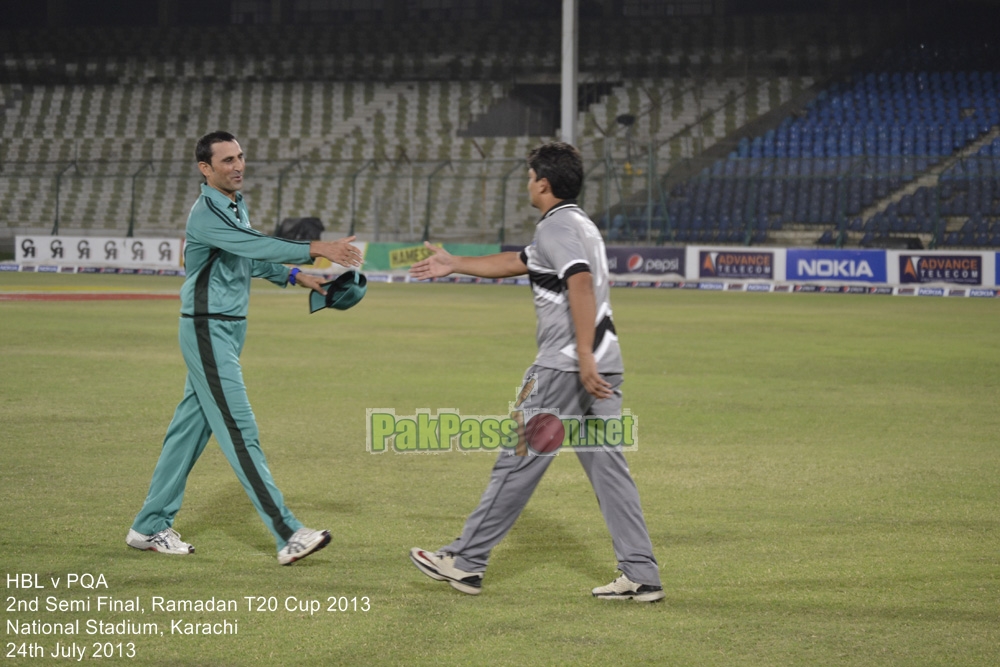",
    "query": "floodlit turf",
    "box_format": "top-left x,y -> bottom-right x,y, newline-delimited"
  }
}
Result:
1,273 -> 998,665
